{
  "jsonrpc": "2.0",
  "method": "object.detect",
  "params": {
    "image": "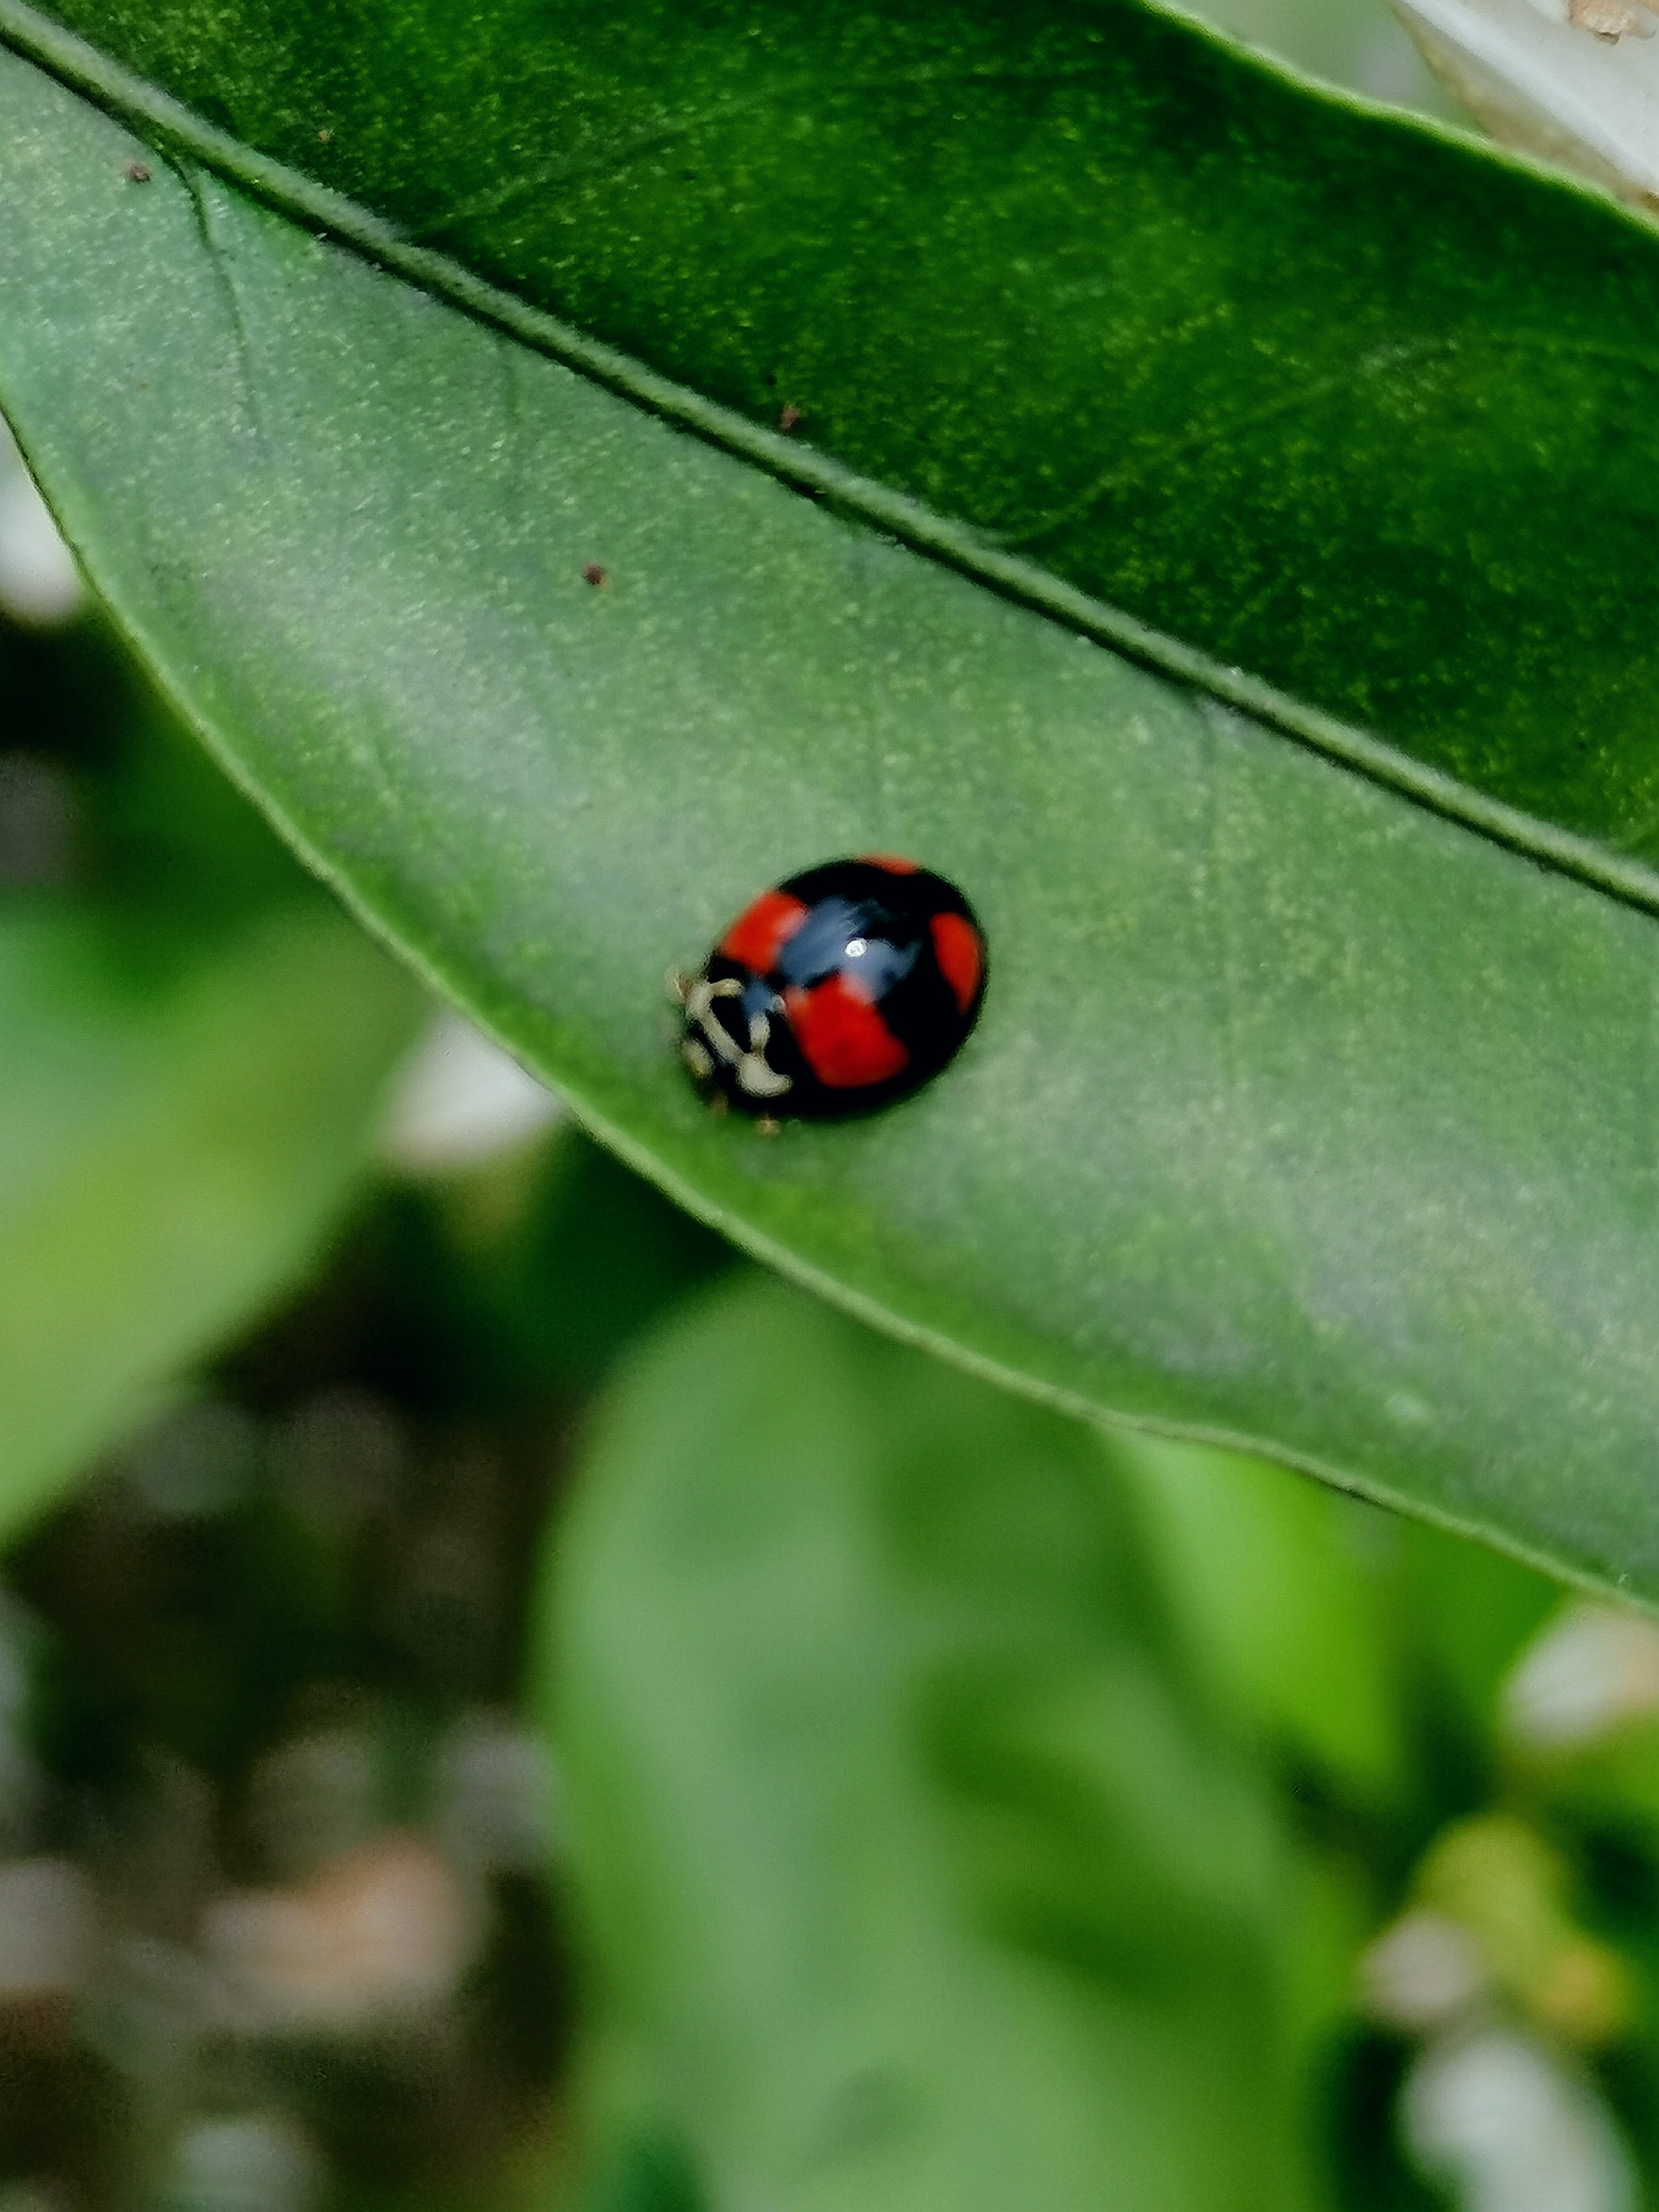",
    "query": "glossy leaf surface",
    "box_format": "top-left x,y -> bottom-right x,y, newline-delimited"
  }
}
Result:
544,1274 -> 1307,2212
14,0 -> 1659,872
3,9 -> 1659,1593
